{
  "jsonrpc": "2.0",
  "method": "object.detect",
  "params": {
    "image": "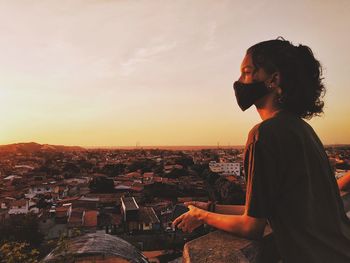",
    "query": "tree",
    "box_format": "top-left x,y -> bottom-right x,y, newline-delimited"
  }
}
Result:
89,176 -> 115,193
127,159 -> 157,173
0,214 -> 43,246
175,155 -> 194,169
166,168 -> 188,179
36,196 -> 50,209
101,163 -> 126,176
203,169 -> 220,202
214,177 -> 245,205
191,163 -> 207,178
152,164 -> 164,175
0,241 -> 39,263
203,169 -> 220,185
78,159 -> 93,171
